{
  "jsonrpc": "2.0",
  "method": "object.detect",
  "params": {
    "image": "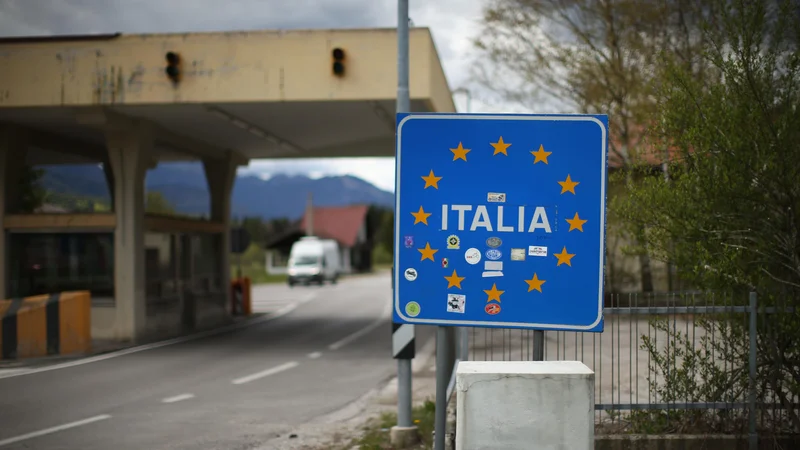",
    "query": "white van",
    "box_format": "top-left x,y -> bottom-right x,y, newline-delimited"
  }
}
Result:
287,236 -> 341,286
